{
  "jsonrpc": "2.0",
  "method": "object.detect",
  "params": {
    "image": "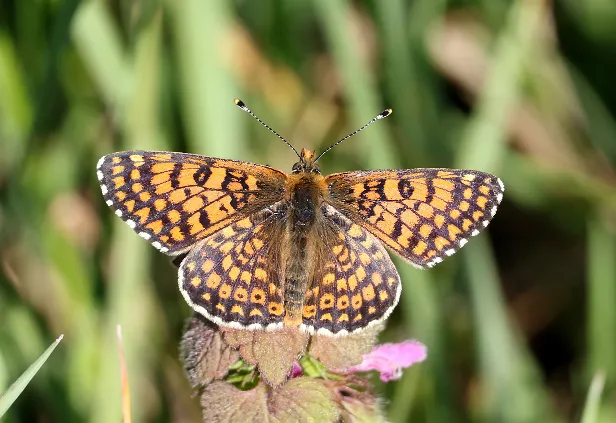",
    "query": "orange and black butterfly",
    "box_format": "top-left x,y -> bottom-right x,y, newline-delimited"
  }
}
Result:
97,99 -> 504,336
